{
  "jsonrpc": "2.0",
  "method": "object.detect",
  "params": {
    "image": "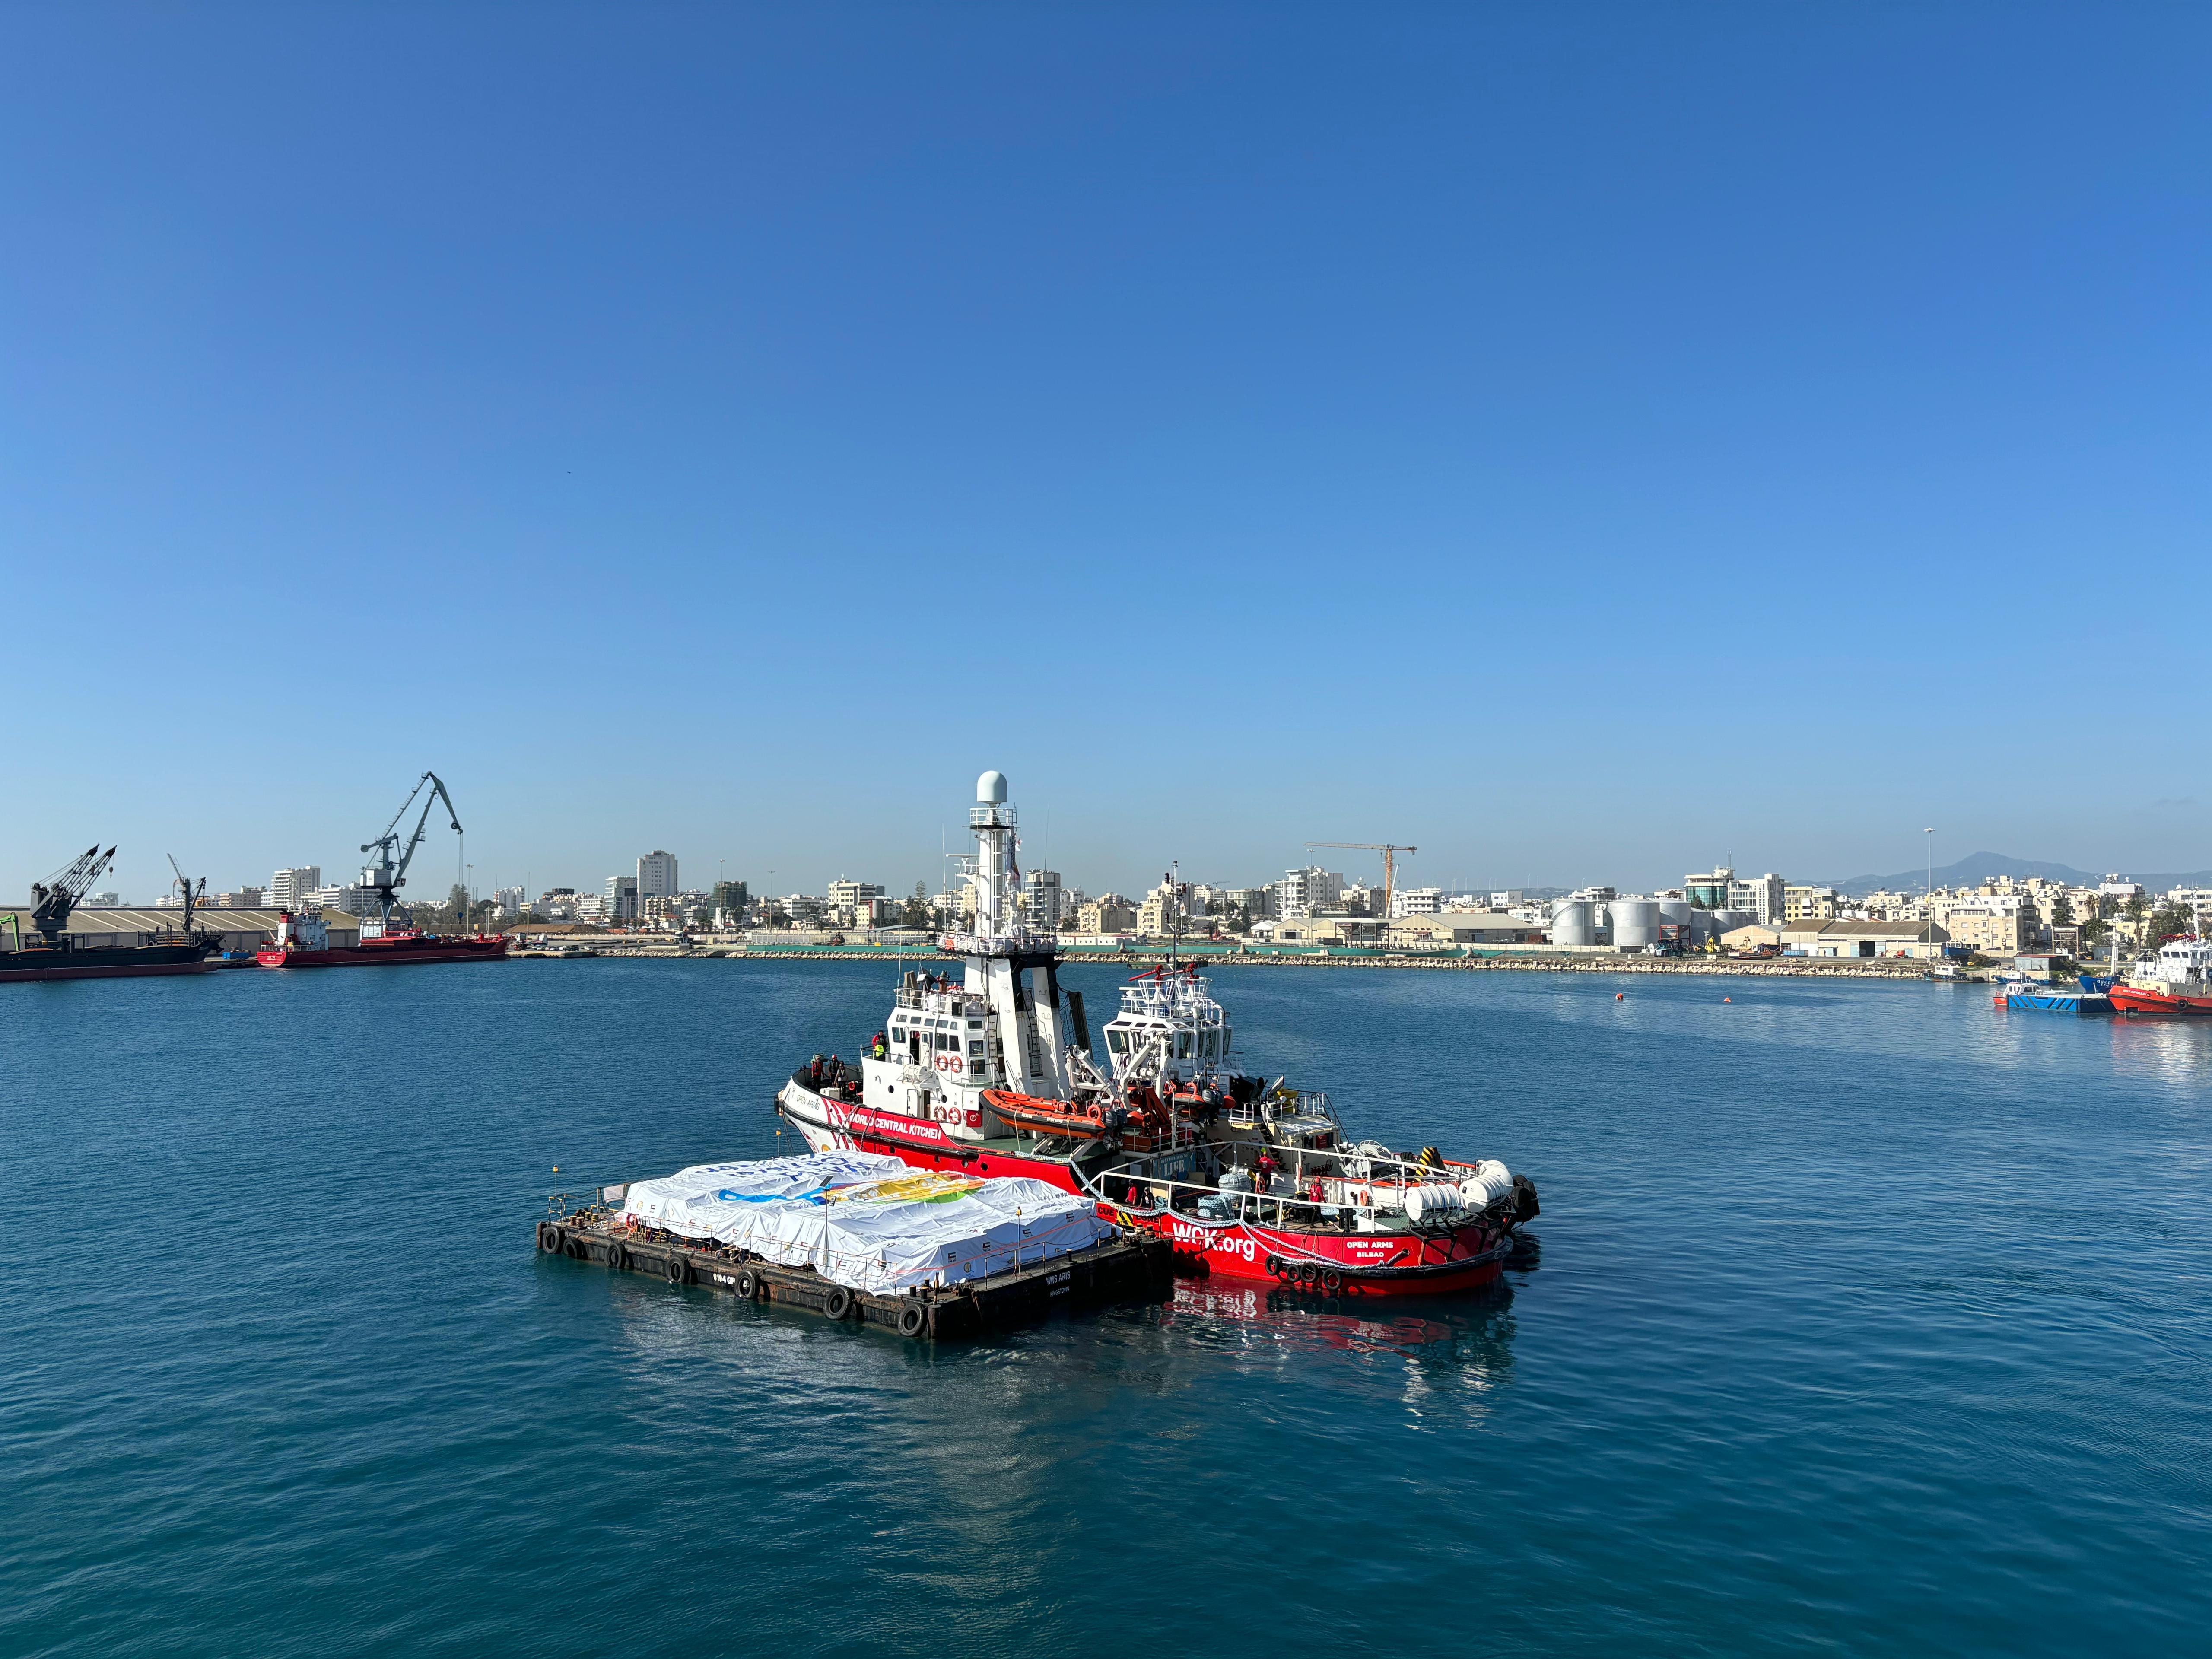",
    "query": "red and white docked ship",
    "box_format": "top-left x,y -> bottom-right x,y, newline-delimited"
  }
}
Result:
2108,934 -> 2212,1015
776,770 -> 1538,1297
254,770 -> 506,969
255,909 -> 509,968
